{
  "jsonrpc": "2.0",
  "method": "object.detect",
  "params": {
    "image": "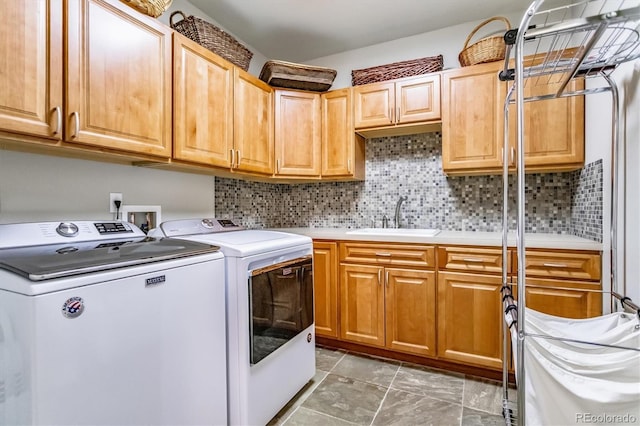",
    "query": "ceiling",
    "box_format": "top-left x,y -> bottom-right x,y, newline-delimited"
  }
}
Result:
189,0 -> 546,62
